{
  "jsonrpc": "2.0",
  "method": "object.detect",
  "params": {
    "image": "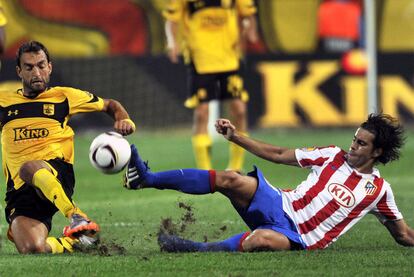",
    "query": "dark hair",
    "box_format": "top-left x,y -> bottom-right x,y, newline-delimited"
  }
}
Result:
360,113 -> 405,164
16,41 -> 50,67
